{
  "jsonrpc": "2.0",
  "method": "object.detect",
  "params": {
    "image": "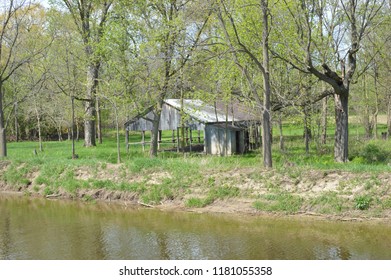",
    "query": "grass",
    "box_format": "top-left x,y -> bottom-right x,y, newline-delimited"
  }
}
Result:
309,192 -> 345,214
2,122 -> 391,216
185,185 -> 241,208
253,192 -> 304,214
